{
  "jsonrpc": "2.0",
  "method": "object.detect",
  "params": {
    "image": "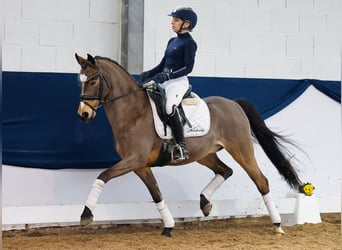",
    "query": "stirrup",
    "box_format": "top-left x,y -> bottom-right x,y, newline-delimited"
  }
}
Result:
171,144 -> 189,163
